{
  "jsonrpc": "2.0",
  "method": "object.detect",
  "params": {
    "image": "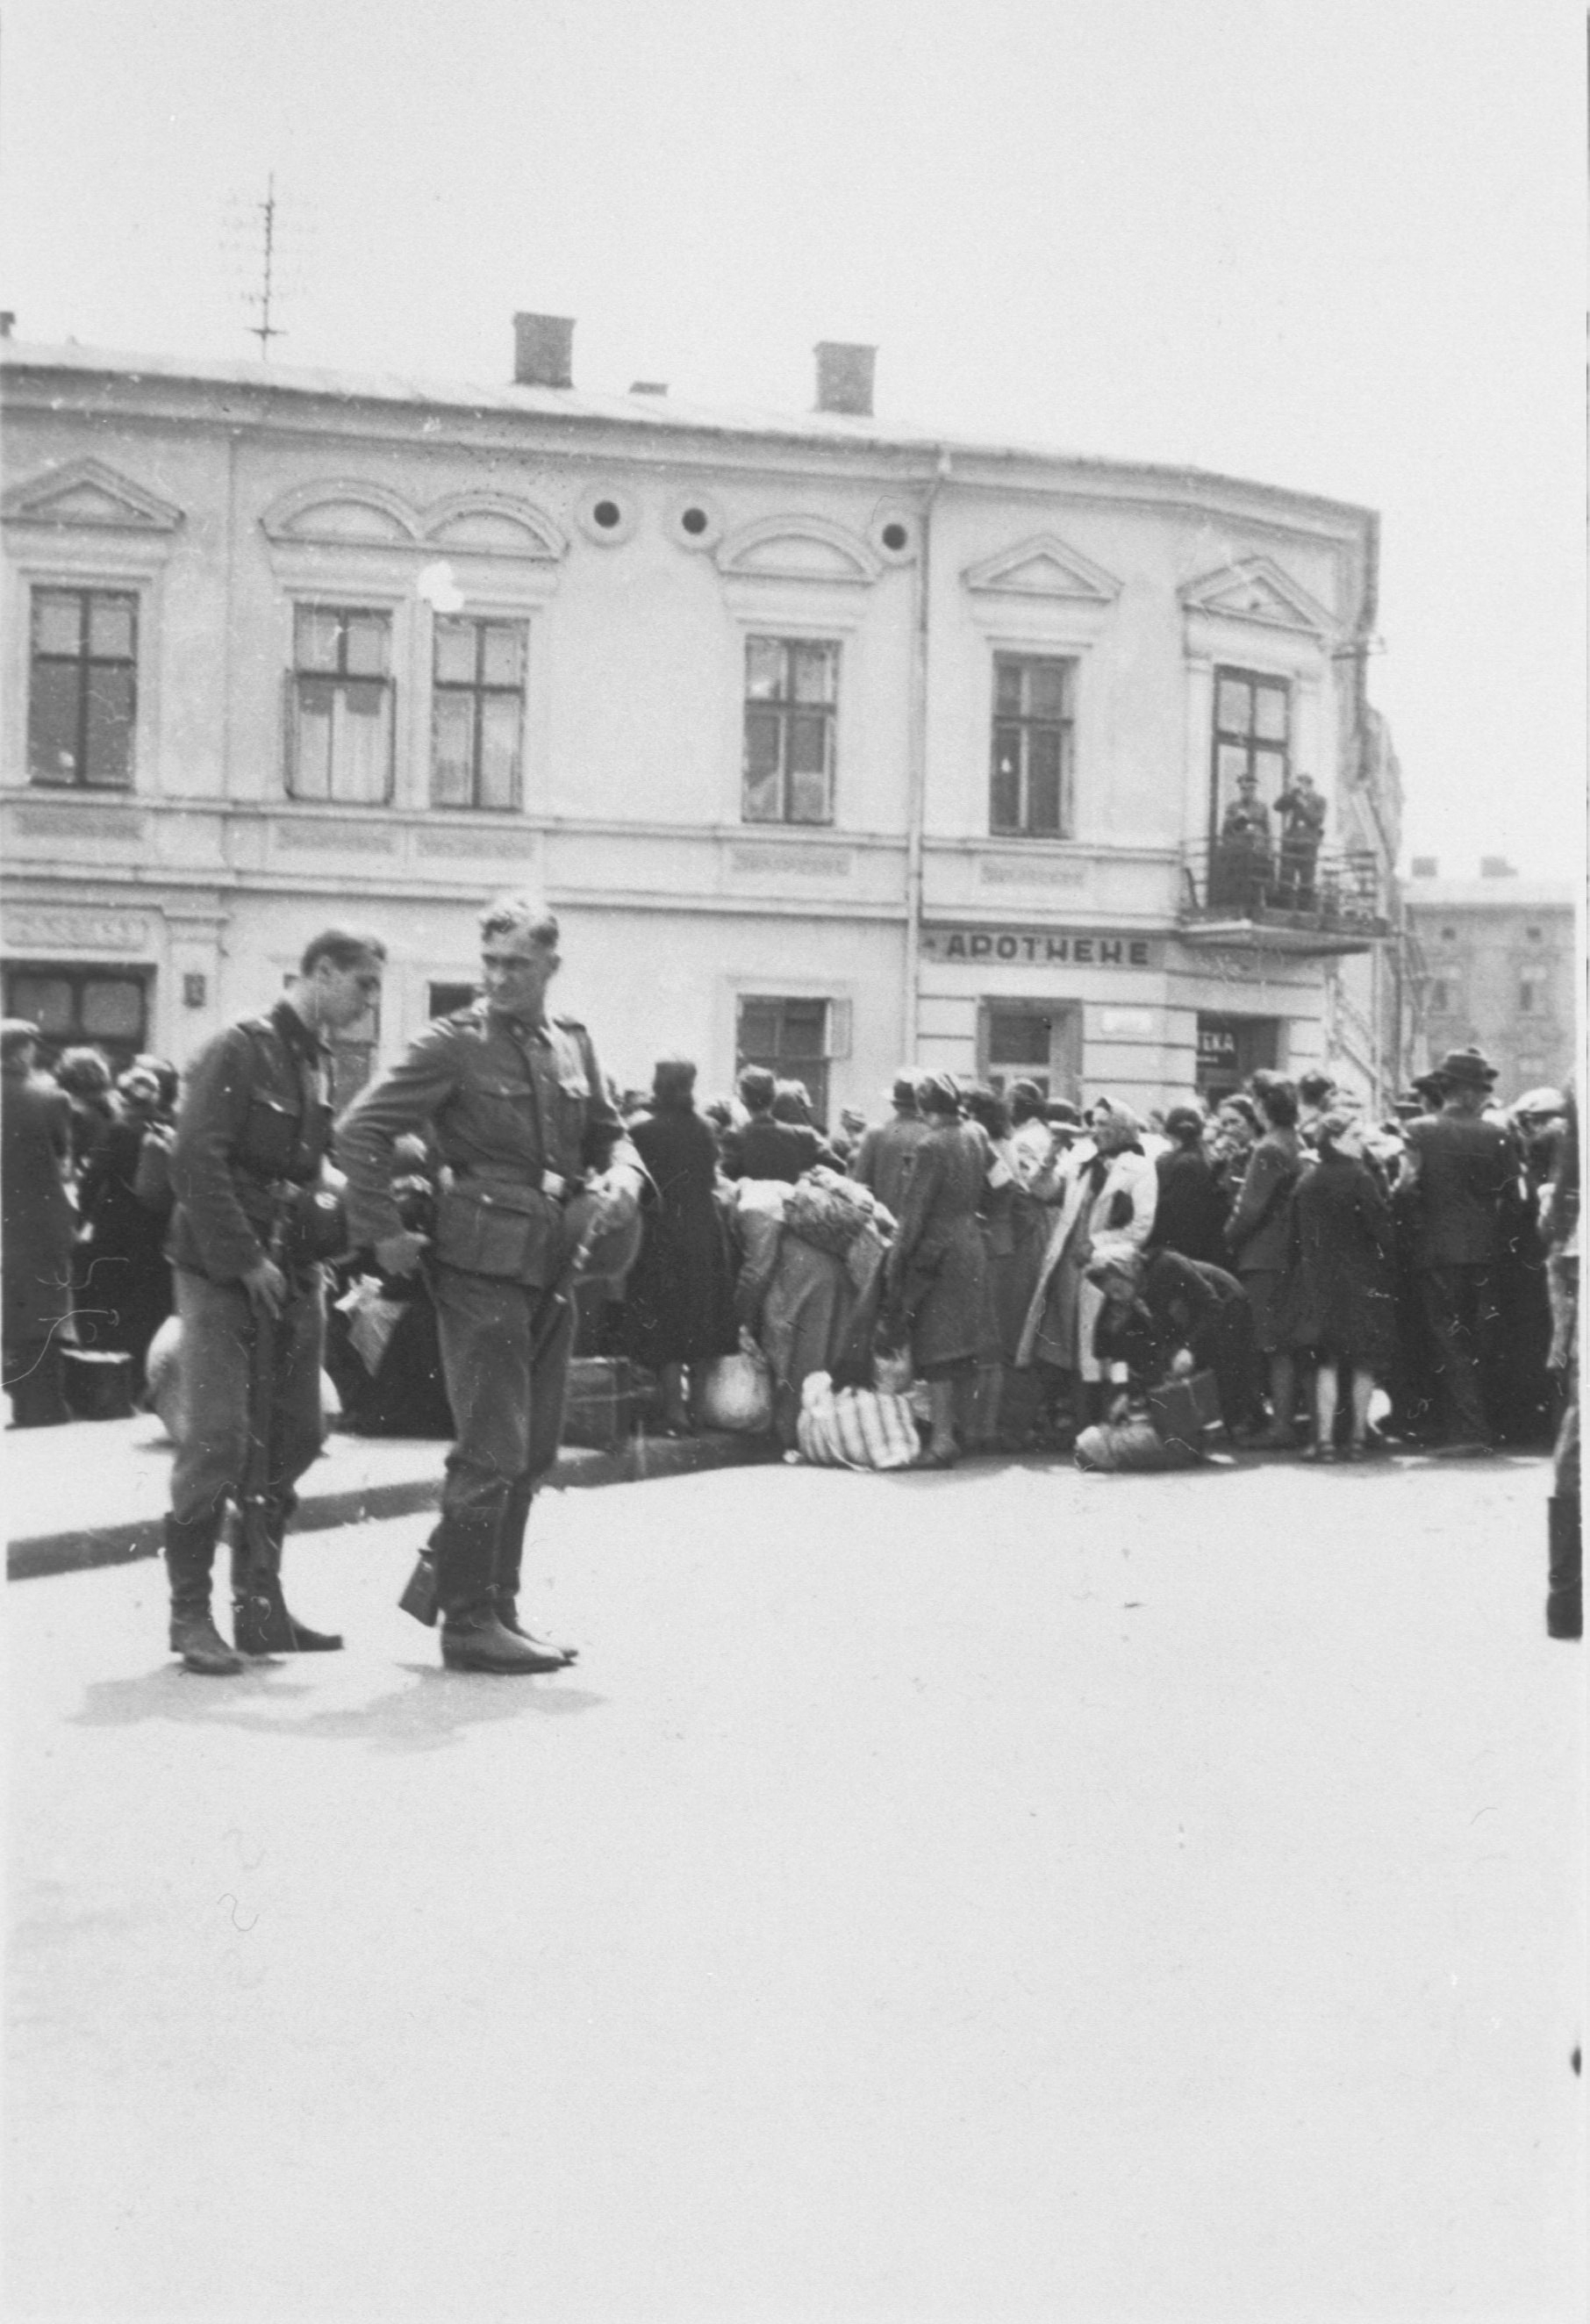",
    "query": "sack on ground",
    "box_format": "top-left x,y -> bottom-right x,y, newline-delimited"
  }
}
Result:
1146,1368 -> 1222,1456
796,1370 -> 920,1470
1076,1414 -> 1199,1473
693,1343 -> 774,1434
